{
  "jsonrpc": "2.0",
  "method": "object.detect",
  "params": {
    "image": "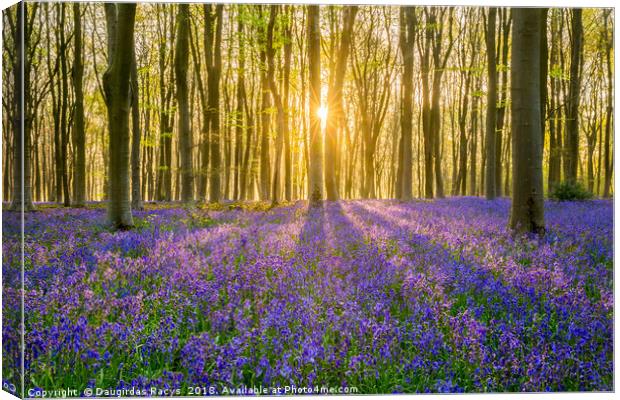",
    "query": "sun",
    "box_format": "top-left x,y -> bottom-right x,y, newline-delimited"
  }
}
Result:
317,105 -> 328,123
